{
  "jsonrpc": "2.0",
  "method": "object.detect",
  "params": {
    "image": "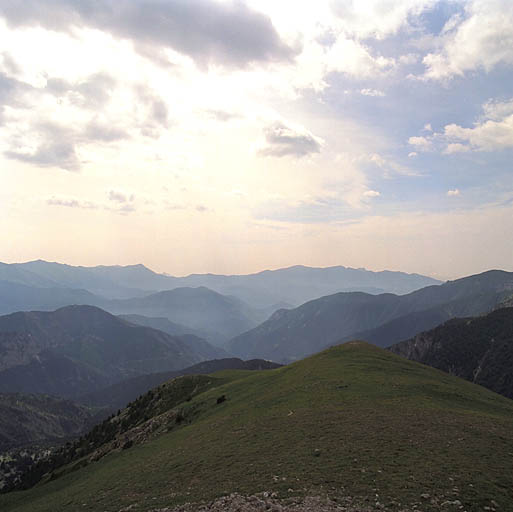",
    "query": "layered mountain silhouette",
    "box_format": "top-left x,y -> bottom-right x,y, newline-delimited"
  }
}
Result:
0,306 -> 225,398
389,307 -> 513,399
228,270 -> 513,362
105,287 -> 261,342
0,260 -> 440,307
0,281 -> 261,344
